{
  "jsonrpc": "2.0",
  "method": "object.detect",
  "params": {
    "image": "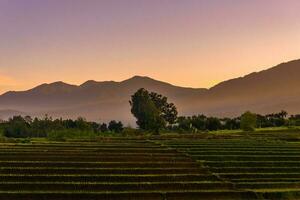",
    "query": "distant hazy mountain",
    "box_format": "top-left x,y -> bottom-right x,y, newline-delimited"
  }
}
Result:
185,59 -> 300,117
0,59 -> 300,124
0,76 -> 206,123
0,109 -> 26,120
